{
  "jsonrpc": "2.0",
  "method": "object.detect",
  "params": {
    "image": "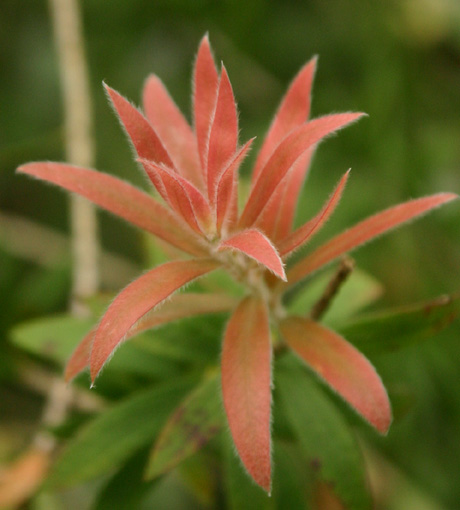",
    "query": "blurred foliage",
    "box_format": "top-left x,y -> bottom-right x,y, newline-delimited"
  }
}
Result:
1,0 -> 460,509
